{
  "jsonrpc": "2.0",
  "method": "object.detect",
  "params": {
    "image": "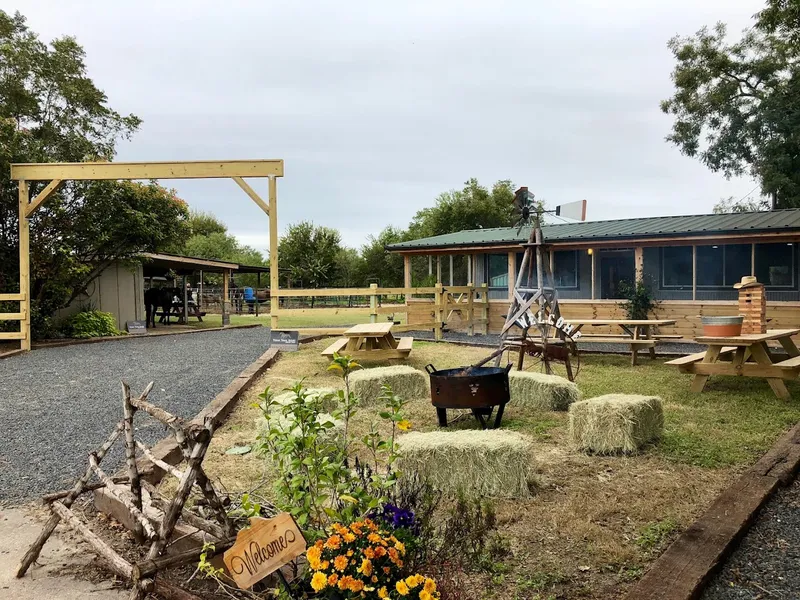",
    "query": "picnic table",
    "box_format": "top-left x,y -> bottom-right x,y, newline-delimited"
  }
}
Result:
567,319 -> 679,366
322,323 -> 413,360
665,329 -> 800,400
